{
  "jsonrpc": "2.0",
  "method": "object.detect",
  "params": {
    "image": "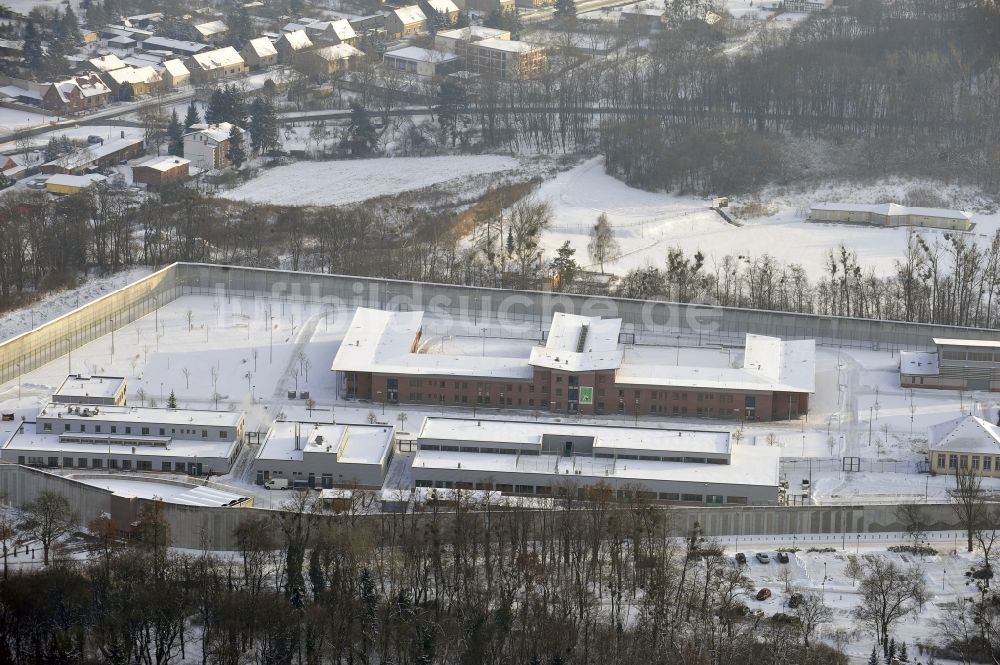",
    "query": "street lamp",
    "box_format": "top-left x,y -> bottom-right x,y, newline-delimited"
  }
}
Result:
14,362 -> 20,400
481,327 -> 488,356
65,336 -> 72,375
109,317 -> 115,361
377,390 -> 385,415
634,397 -> 639,426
